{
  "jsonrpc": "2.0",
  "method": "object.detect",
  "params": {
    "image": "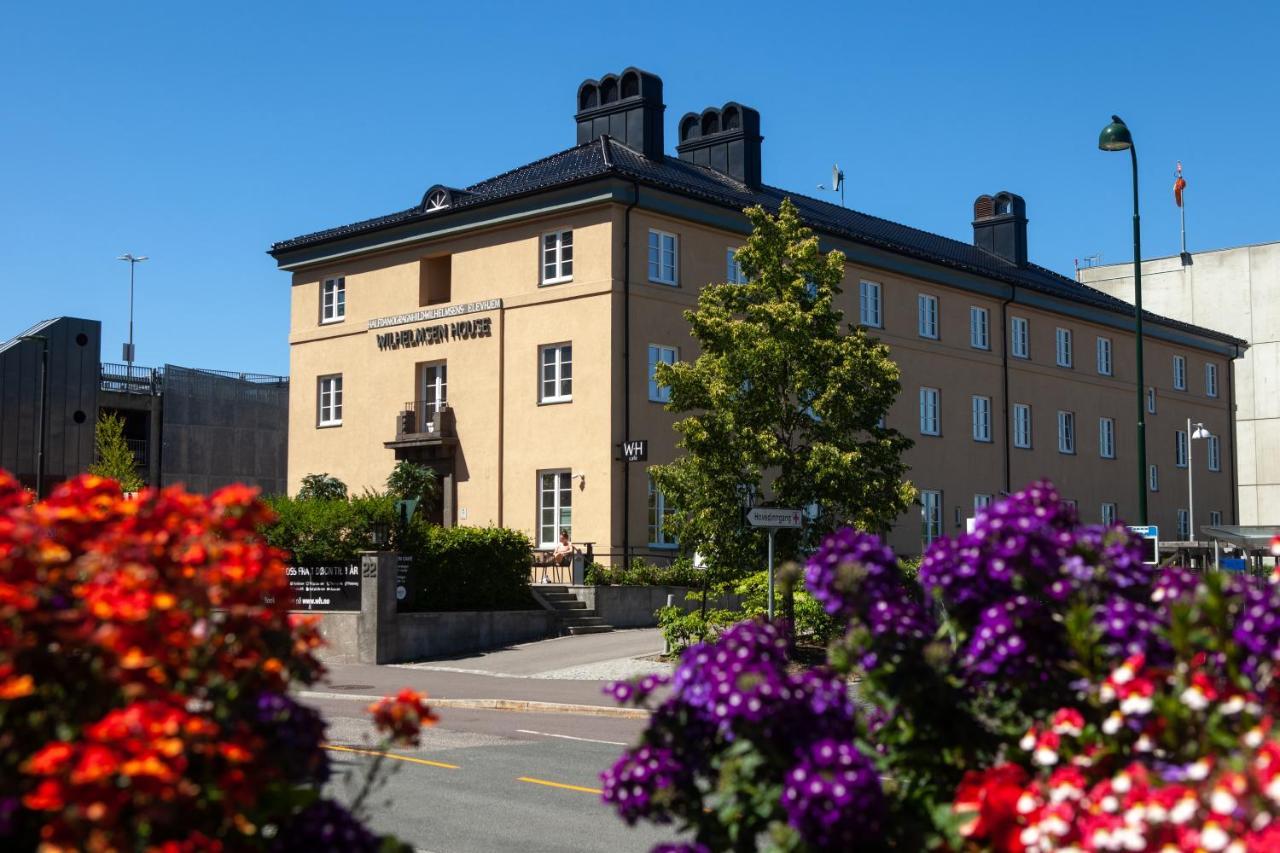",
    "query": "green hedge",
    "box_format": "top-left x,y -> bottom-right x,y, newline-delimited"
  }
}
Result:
260,494 -> 398,565
583,557 -> 704,587
405,525 -> 534,611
